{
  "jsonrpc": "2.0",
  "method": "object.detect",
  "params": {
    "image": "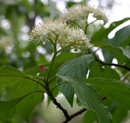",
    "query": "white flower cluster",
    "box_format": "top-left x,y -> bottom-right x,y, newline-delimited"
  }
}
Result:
93,8 -> 108,24
60,4 -> 108,25
30,20 -> 90,51
0,36 -> 12,52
